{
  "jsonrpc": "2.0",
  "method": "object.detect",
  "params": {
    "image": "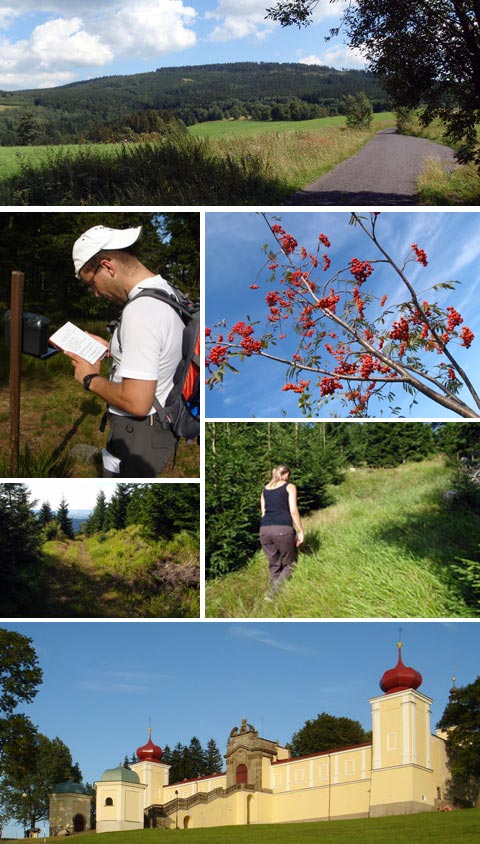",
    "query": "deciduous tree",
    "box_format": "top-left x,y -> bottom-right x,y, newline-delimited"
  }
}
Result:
265,0 -> 480,167
207,213 -> 478,419
437,676 -> 480,806
290,711 -> 370,757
